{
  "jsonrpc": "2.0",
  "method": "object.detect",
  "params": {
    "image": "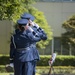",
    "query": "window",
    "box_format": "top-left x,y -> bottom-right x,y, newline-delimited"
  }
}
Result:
54,37 -> 61,54
39,0 -> 75,2
63,0 -> 72,1
72,0 -> 75,1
